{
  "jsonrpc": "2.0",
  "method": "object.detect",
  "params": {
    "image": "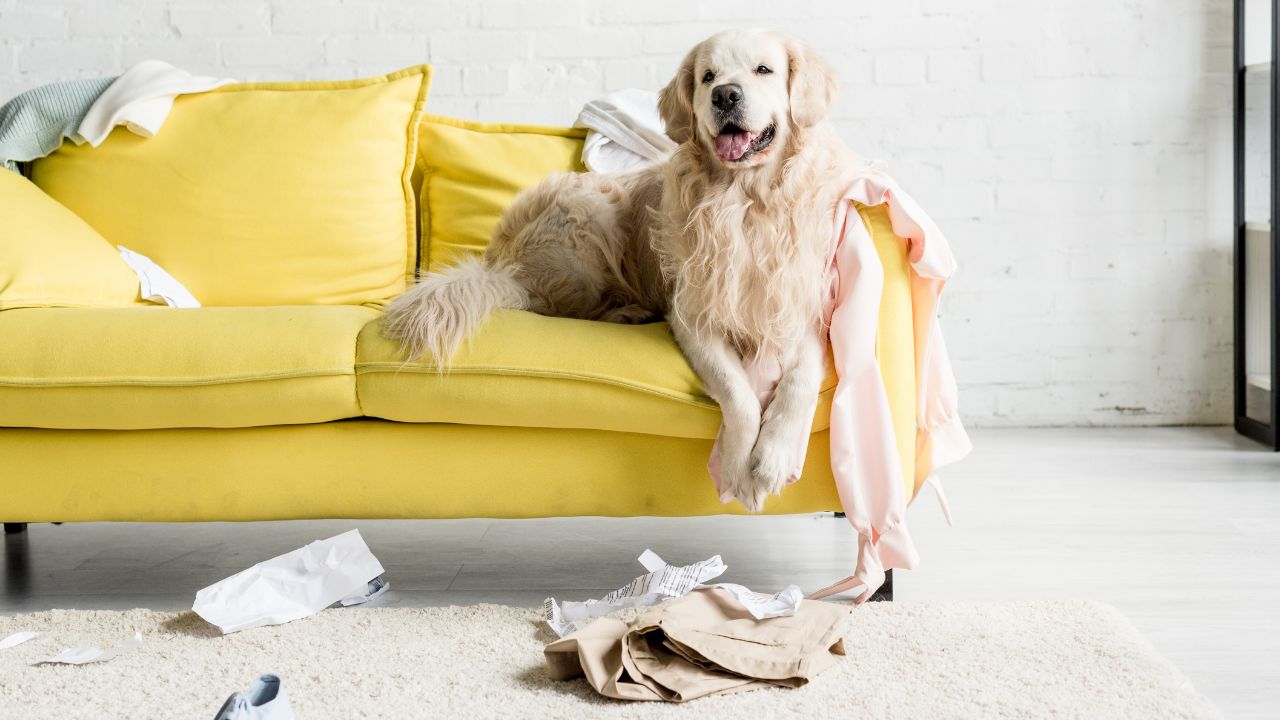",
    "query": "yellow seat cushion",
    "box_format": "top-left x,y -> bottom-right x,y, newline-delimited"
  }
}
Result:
29,66 -> 432,307
0,170 -> 140,310
0,306 -> 376,430
419,115 -> 586,272
357,309 -> 837,440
